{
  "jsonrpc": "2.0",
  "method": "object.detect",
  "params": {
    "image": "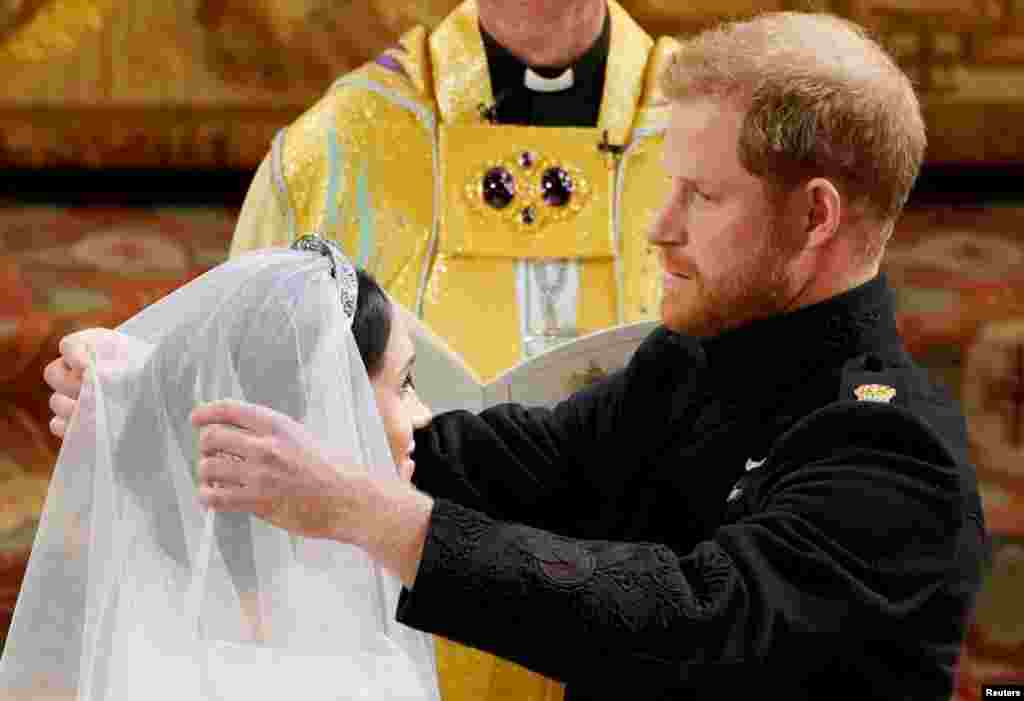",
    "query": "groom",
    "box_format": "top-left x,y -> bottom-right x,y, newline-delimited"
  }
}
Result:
48,12 -> 987,700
